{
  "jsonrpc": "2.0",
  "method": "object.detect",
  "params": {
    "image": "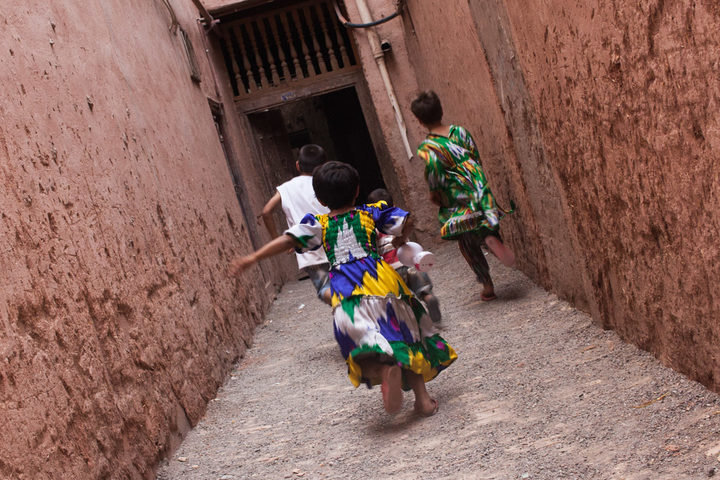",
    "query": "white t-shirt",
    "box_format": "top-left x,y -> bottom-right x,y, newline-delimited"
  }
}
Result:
276,175 -> 330,269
